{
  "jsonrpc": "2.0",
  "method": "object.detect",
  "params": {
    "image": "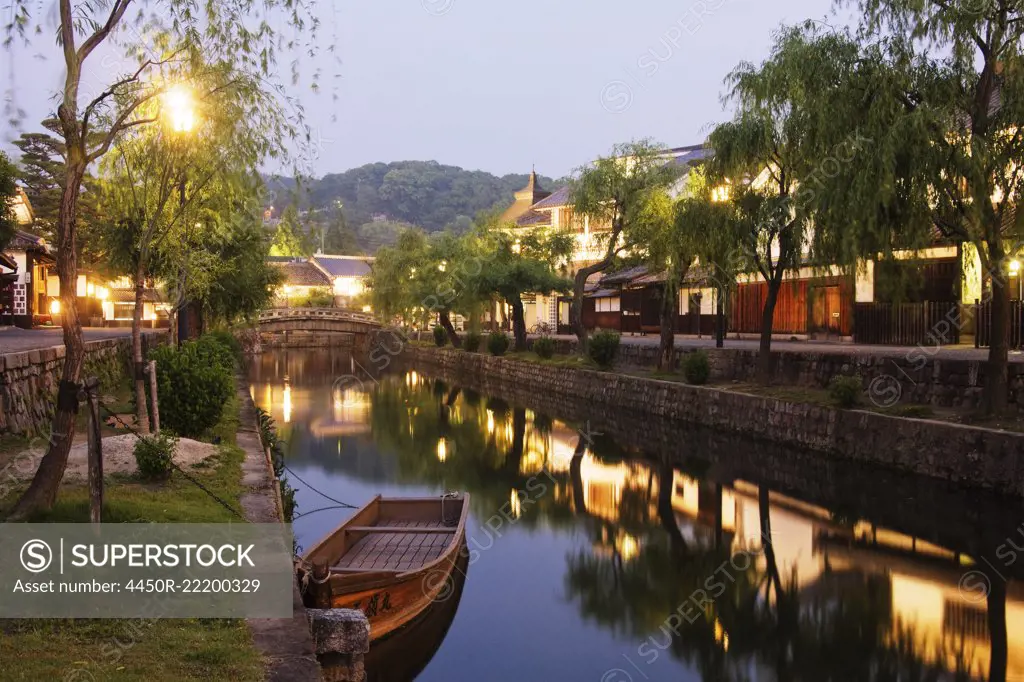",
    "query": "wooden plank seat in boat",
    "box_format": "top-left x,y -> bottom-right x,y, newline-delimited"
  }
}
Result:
302,493 -> 469,642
